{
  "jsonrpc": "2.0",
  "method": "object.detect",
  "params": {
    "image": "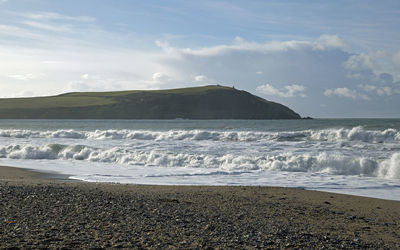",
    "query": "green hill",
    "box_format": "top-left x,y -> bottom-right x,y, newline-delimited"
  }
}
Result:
0,85 -> 301,119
